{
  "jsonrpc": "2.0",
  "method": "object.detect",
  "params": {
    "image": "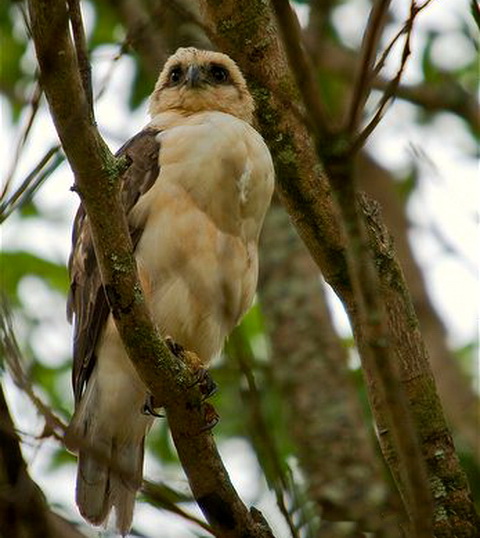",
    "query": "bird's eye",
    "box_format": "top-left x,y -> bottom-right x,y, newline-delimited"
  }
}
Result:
210,65 -> 229,83
169,66 -> 183,84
